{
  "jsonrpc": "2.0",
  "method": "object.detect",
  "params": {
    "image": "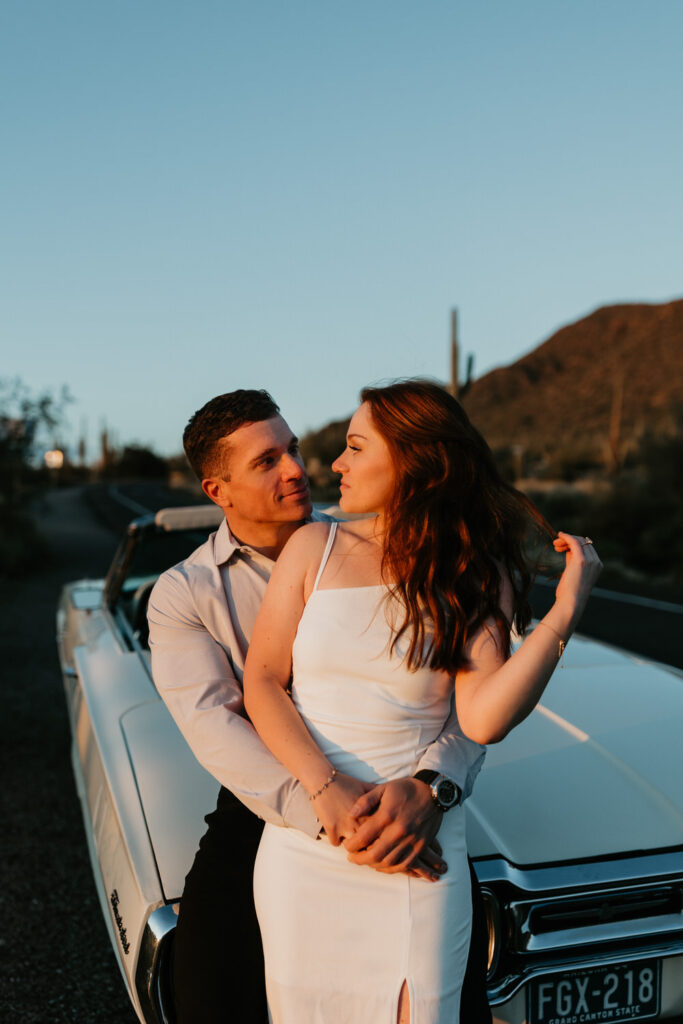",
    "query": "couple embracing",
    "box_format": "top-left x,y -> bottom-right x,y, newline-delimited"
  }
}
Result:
149,380 -> 601,1024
